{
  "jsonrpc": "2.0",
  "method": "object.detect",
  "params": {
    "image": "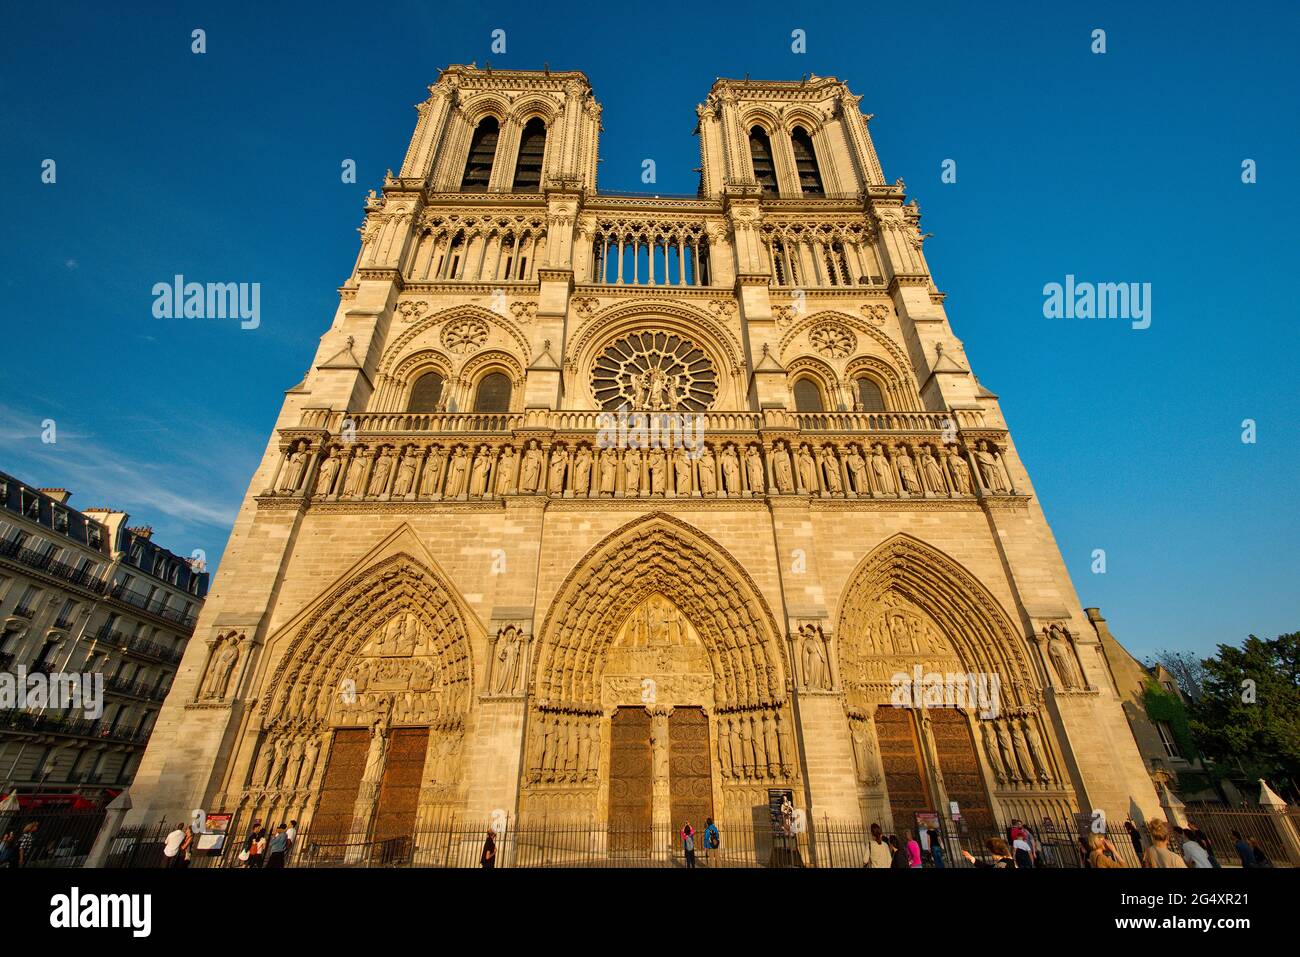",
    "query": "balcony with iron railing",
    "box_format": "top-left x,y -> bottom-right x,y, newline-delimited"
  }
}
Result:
0,708 -> 151,746
92,626 -> 185,665
0,536 -> 104,590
